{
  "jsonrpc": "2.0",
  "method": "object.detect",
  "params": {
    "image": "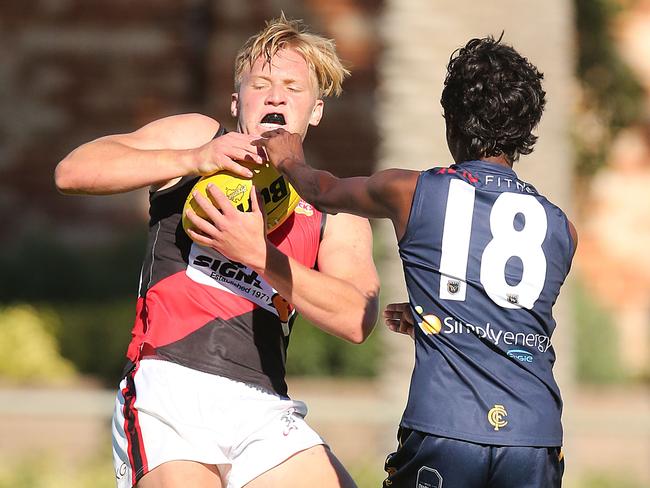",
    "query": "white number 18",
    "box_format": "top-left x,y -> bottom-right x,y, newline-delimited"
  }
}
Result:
438,179 -> 547,309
